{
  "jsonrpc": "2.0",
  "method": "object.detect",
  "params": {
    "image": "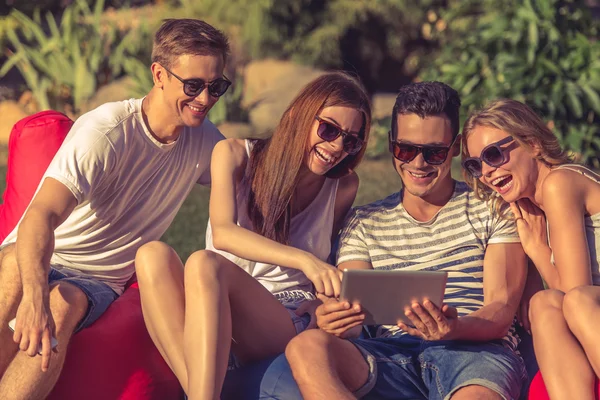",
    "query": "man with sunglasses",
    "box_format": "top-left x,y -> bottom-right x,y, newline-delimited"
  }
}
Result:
275,81 -> 529,400
0,19 -> 229,398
